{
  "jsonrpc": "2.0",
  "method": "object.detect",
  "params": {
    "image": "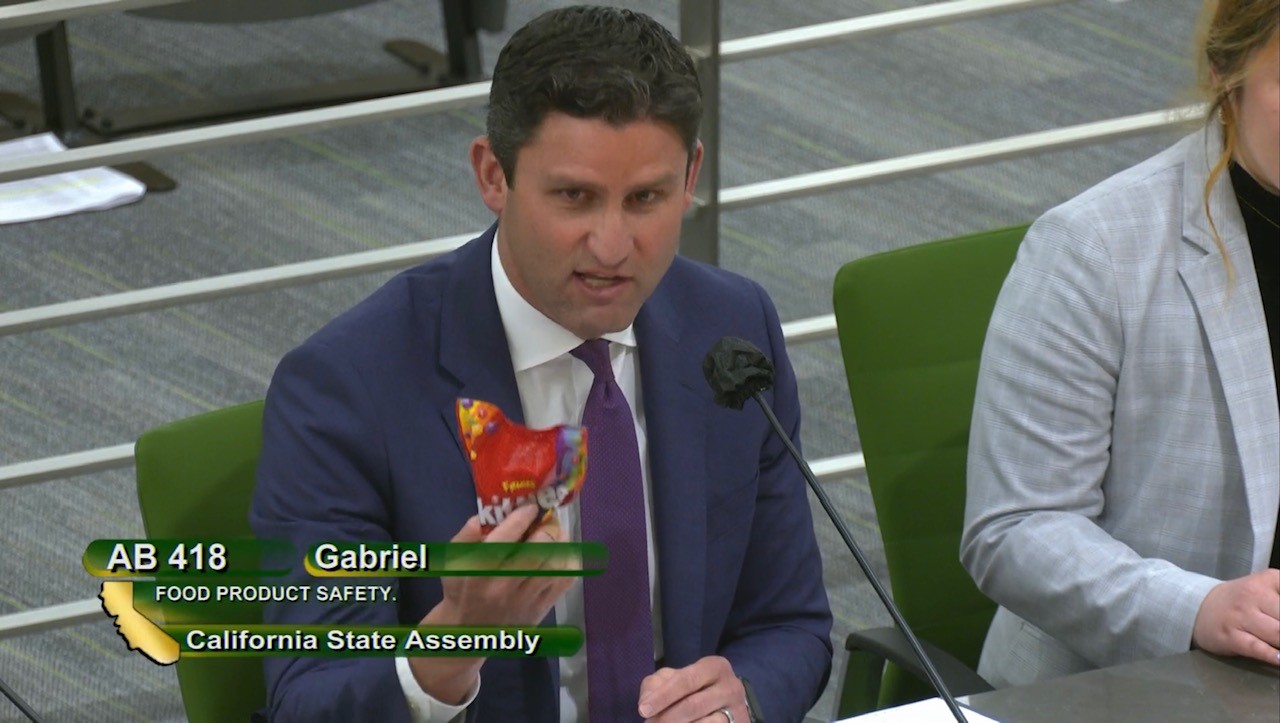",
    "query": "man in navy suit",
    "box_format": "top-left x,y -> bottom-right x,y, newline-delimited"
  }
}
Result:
251,6 -> 832,722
